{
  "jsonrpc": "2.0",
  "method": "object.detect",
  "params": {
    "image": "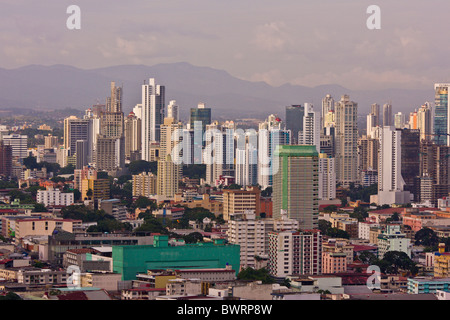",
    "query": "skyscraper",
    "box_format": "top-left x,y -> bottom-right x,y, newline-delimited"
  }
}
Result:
371,103 -> 381,127
2,134 -> 27,160
285,105 -> 304,144
395,112 -> 406,129
257,115 -> 291,189
272,145 -> 319,229
106,82 -> 123,113
319,153 -> 336,200
124,112 -> 142,161
167,100 -> 179,123
204,121 -> 235,186
383,103 -> 393,127
434,84 -> 450,146
335,95 -> 358,186
299,103 -> 320,153
0,141 -> 12,178
417,102 -> 432,142
374,126 -> 411,206
322,94 -> 335,129
142,78 -> 165,161
157,117 -> 183,198
401,129 -> 420,201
